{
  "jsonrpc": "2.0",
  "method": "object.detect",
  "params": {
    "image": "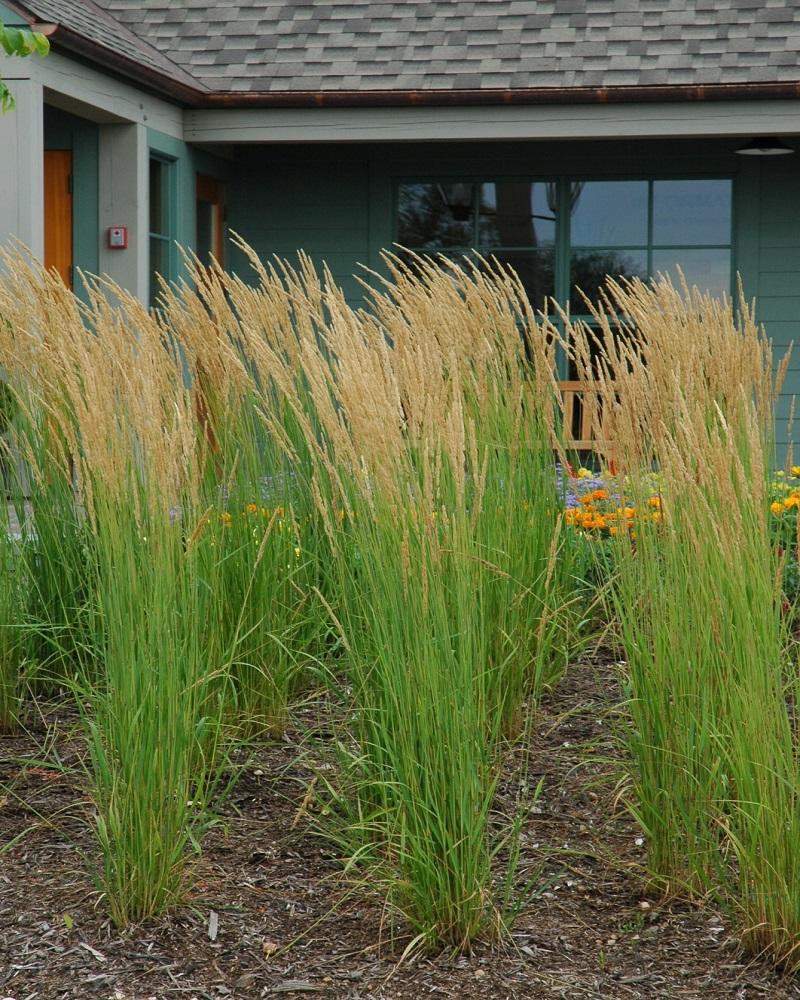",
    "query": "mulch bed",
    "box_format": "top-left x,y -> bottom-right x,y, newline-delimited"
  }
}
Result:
2,656 -> 798,1000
